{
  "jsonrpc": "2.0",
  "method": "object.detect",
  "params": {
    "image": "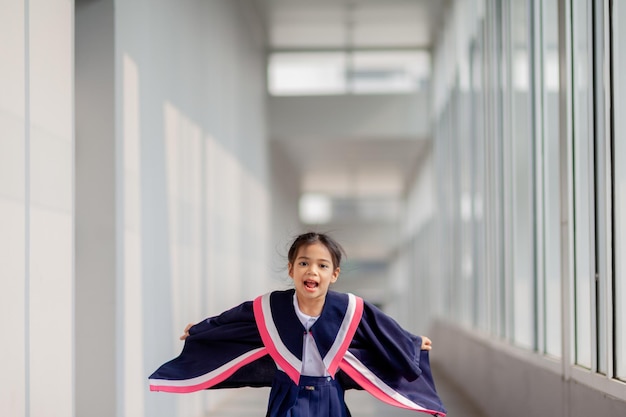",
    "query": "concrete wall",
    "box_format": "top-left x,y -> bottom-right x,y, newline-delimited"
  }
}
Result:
0,1 -> 74,416
431,320 -> 626,417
